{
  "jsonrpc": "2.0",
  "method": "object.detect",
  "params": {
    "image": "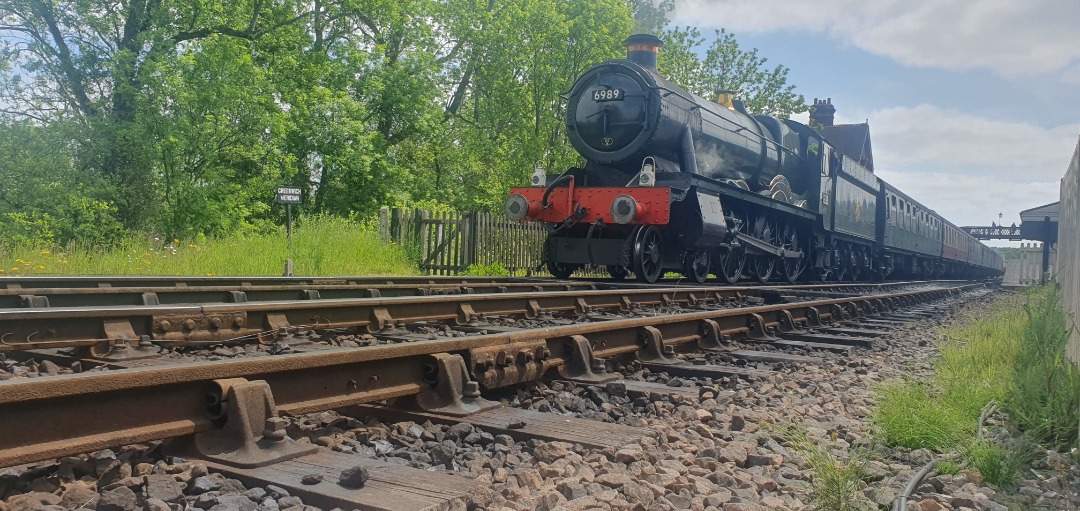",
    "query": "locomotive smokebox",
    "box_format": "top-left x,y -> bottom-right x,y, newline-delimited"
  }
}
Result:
624,34 -> 663,71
